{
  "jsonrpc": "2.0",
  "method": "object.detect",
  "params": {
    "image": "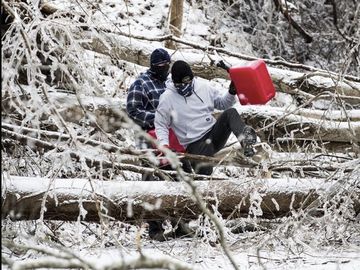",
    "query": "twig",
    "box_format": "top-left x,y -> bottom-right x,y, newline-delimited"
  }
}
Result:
172,170 -> 240,270
273,0 -> 313,43
2,128 -> 228,180
258,91 -> 333,132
